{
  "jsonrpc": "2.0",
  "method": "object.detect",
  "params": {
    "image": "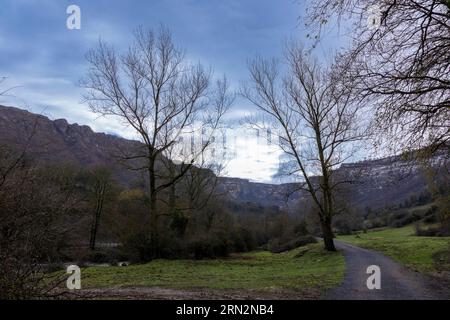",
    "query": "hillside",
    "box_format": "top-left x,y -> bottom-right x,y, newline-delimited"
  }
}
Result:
218,157 -> 444,211
0,105 -> 142,184
0,105 -> 442,211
